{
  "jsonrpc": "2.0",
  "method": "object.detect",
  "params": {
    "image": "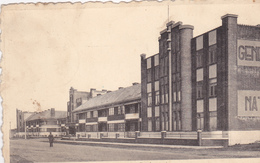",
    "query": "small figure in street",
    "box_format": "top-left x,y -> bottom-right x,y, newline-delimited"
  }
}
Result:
48,132 -> 54,147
